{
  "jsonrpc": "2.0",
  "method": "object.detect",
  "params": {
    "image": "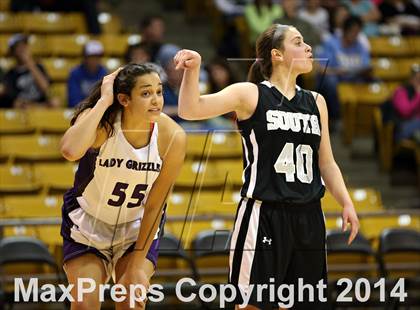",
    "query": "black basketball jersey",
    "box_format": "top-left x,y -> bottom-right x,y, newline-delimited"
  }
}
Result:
237,81 -> 325,203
